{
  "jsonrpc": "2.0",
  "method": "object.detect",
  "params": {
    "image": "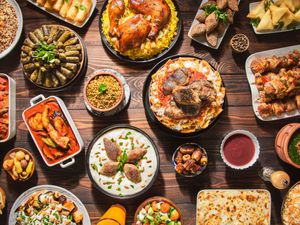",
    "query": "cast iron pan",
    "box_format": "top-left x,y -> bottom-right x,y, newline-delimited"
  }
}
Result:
98,0 -> 182,64
86,124 -> 160,199
23,25 -> 88,92
143,54 -> 226,138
